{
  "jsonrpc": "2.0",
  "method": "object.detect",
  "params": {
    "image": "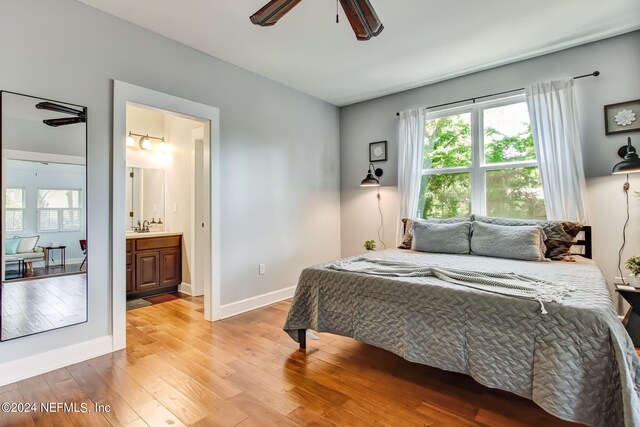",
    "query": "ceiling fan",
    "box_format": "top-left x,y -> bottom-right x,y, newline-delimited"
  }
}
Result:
250,0 -> 384,41
35,101 -> 86,127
